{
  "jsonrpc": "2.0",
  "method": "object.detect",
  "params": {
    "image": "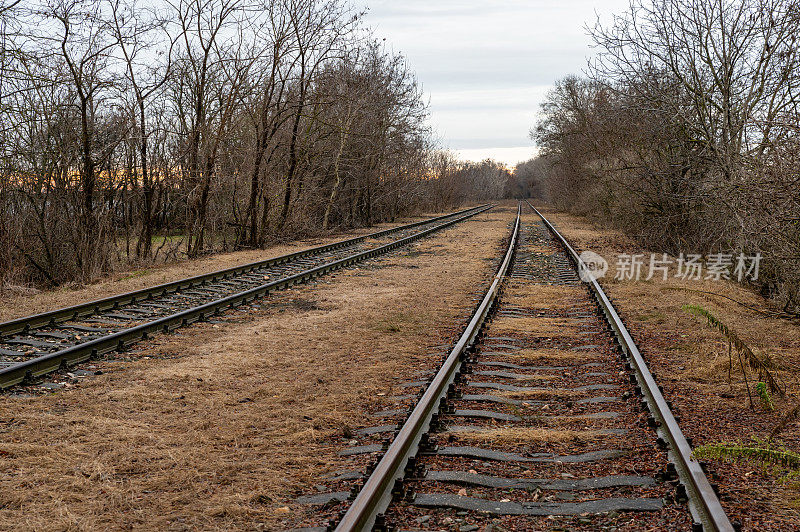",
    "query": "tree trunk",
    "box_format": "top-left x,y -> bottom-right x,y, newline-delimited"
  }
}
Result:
136,99 -> 153,258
